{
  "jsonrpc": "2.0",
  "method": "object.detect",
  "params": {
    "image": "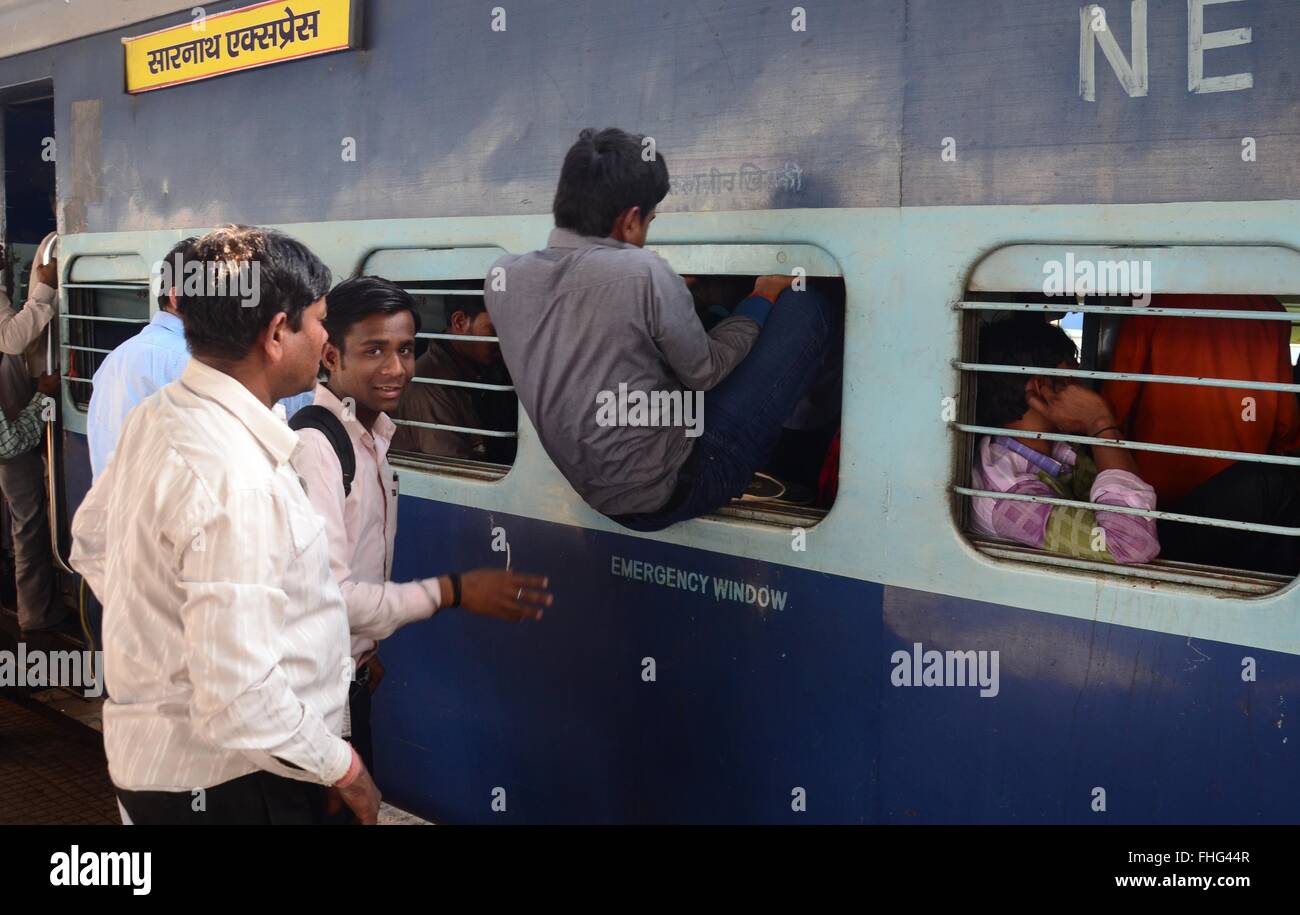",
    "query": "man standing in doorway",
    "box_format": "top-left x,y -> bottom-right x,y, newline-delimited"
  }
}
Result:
0,231 -> 64,633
